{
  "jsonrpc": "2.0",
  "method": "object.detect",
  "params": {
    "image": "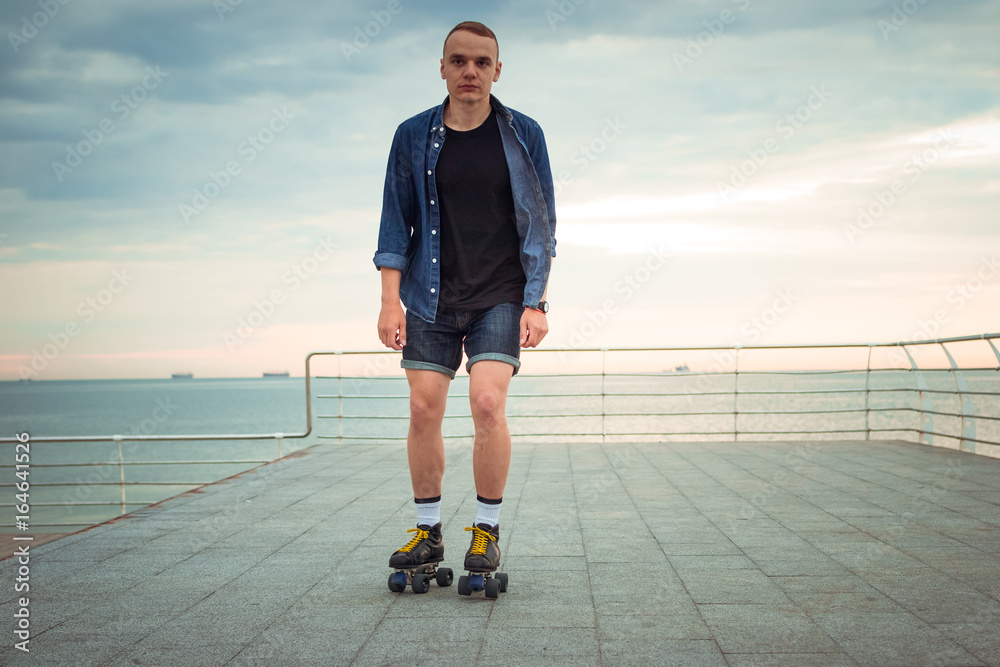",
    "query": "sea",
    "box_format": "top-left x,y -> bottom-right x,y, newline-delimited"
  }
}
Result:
2,370 -> 998,530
